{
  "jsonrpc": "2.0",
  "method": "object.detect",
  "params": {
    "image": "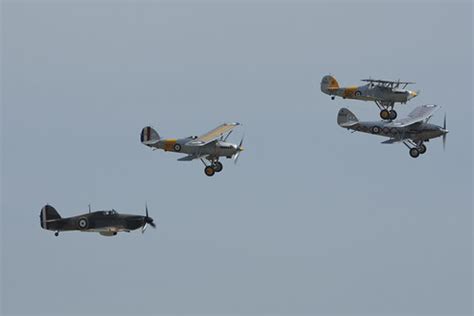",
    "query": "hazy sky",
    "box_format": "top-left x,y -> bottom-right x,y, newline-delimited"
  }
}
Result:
2,1 -> 472,315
